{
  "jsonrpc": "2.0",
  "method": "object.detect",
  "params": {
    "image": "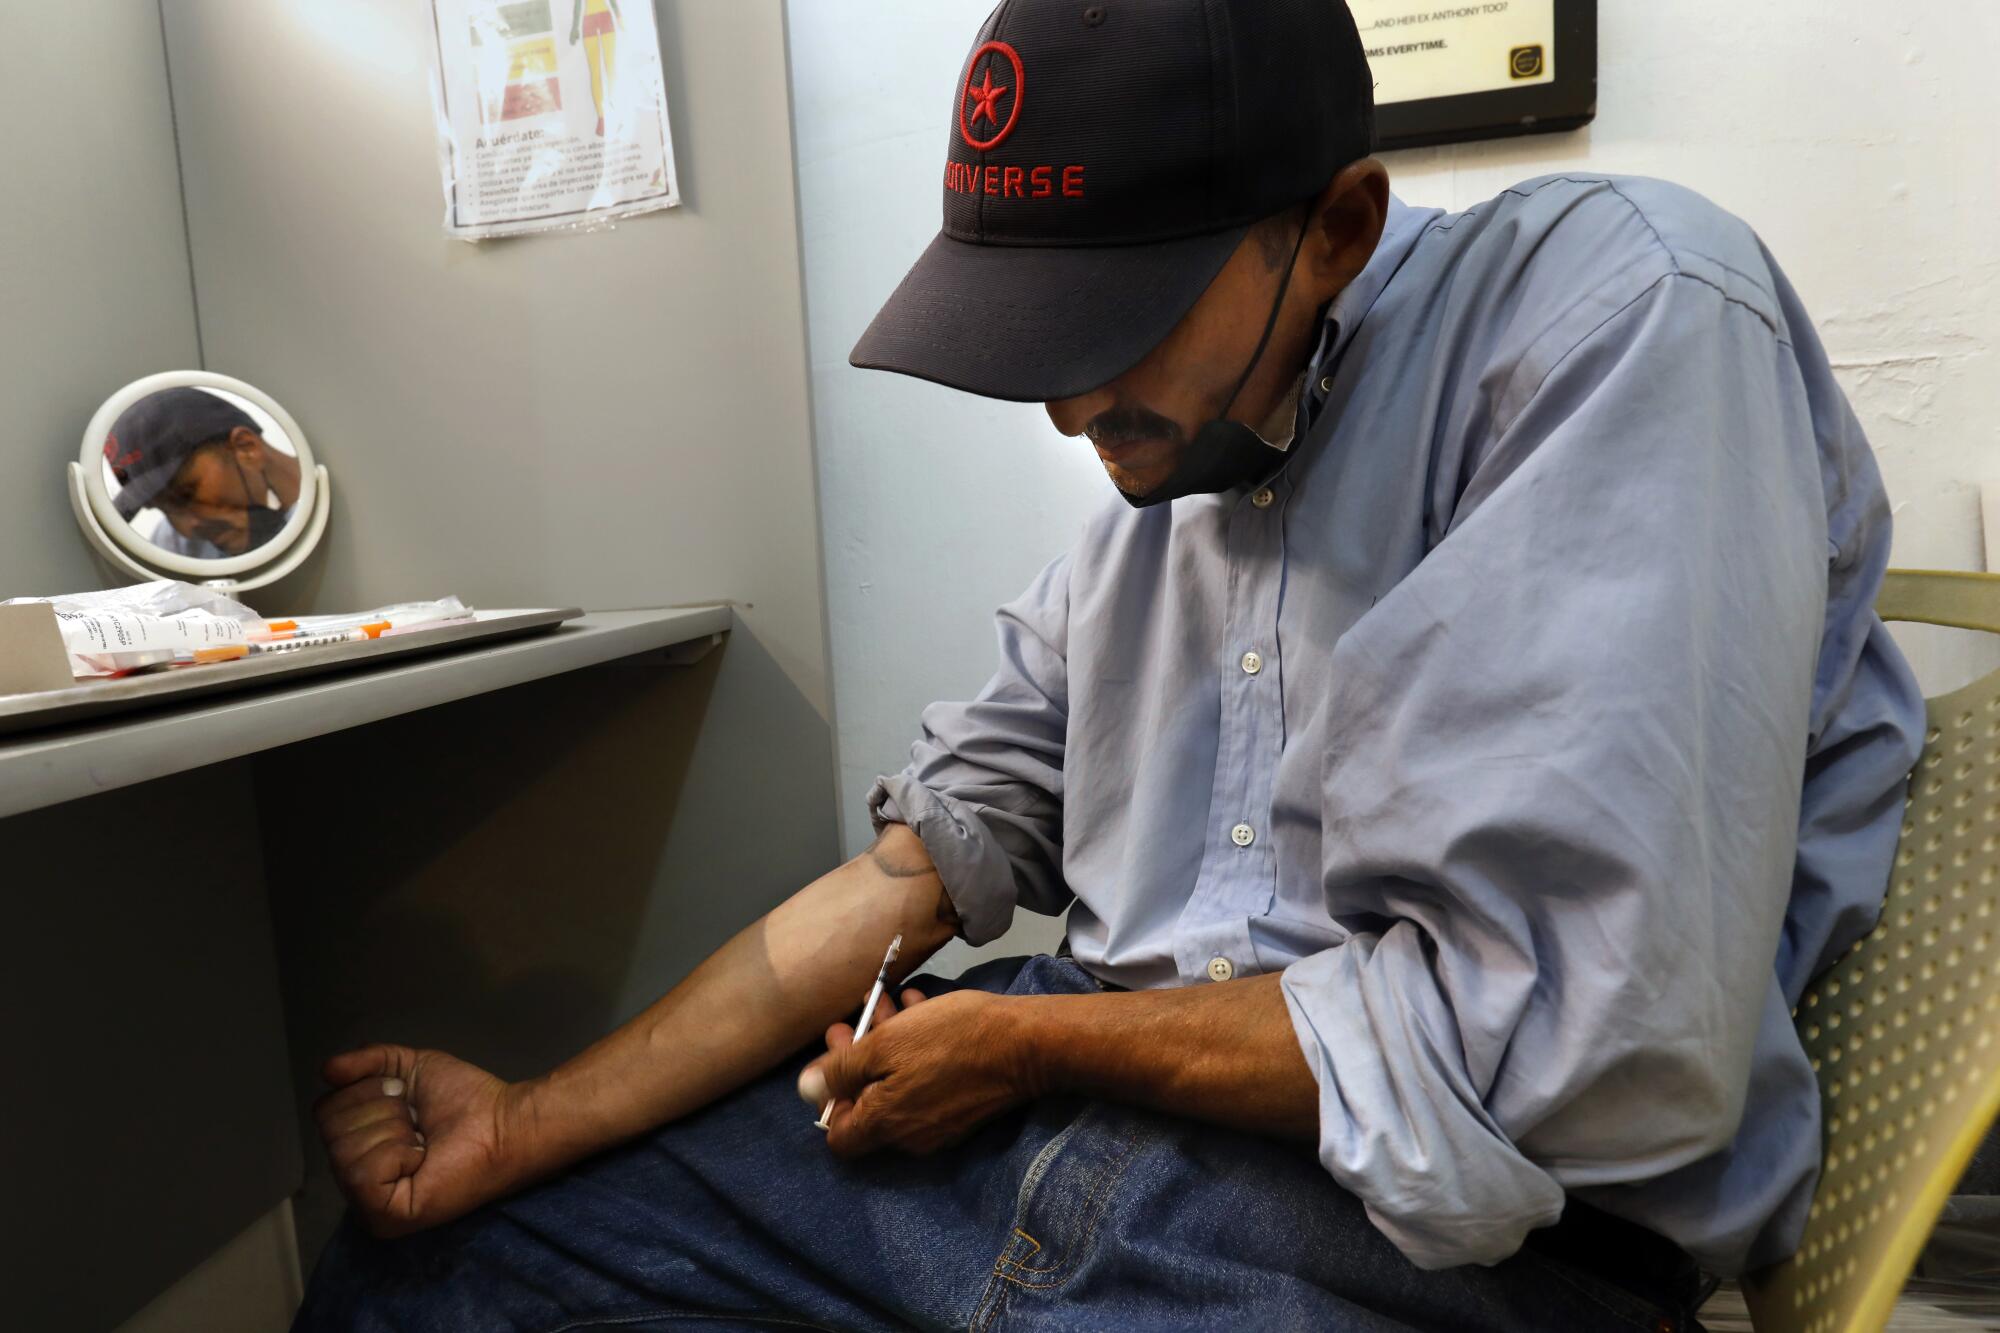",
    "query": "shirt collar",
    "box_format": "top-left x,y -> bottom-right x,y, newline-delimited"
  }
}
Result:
1319,191 -> 1431,376
1237,191 -> 1436,493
